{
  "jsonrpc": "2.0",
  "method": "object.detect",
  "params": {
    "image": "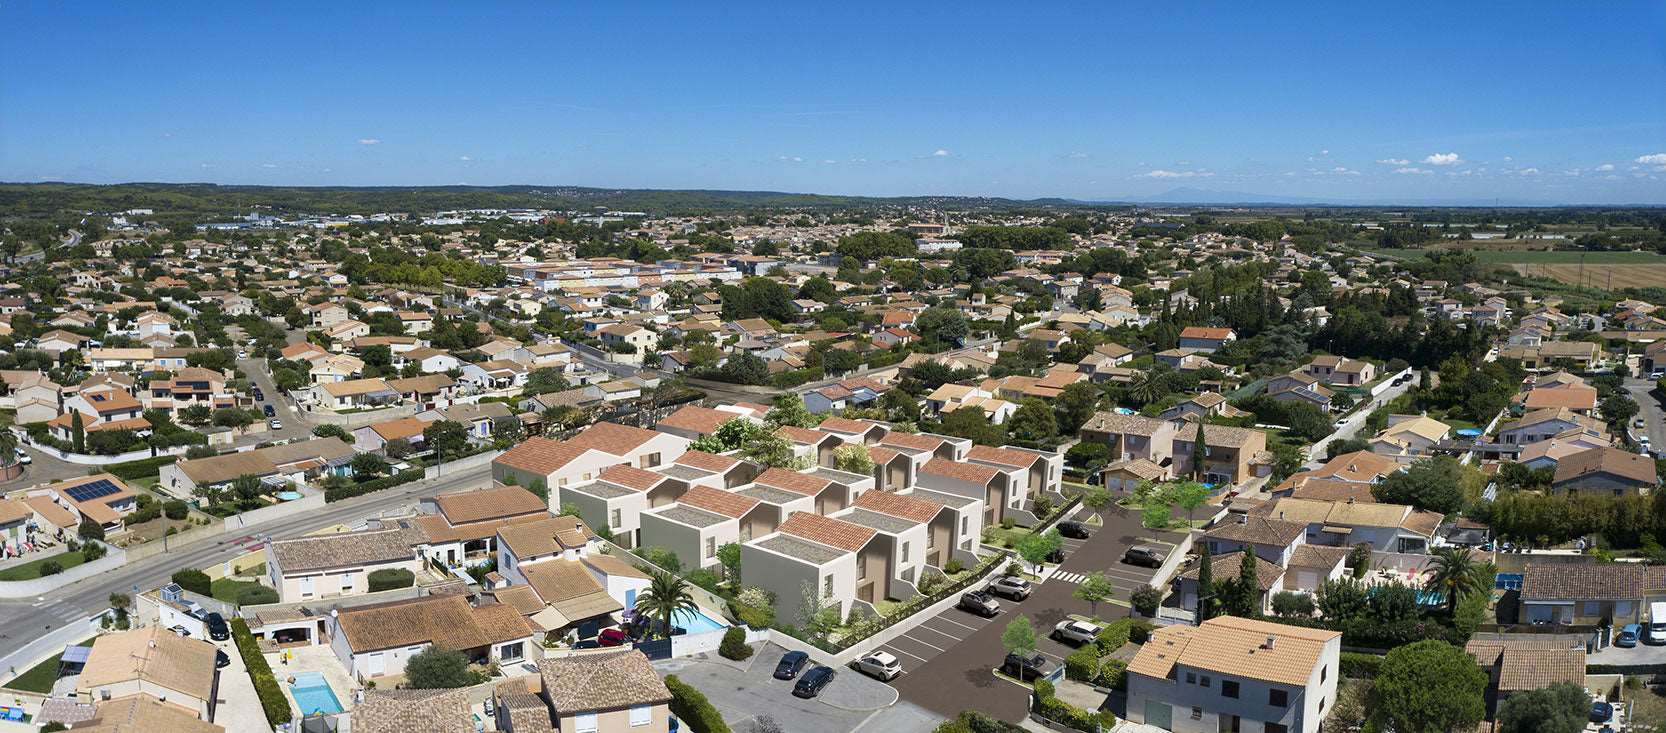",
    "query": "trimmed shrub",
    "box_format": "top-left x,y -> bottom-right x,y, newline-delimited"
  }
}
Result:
666,674 -> 731,733
367,568 -> 415,592
1063,645 -> 1099,682
124,502 -> 162,525
1095,658 -> 1128,691
81,542 -> 106,562
231,618 -> 293,727
1093,618 -> 1133,655
39,561 -> 62,576
103,455 -> 179,480
1127,618 -> 1154,644
1340,651 -> 1384,678
170,568 -> 212,596
718,627 -> 752,661
325,468 -> 423,502
162,500 -> 189,520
